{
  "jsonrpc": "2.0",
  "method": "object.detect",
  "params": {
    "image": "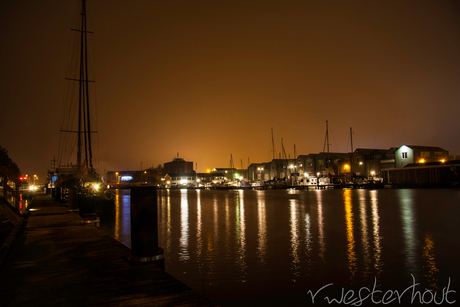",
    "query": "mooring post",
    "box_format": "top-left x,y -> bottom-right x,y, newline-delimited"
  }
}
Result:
130,186 -> 164,269
68,187 -> 78,212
